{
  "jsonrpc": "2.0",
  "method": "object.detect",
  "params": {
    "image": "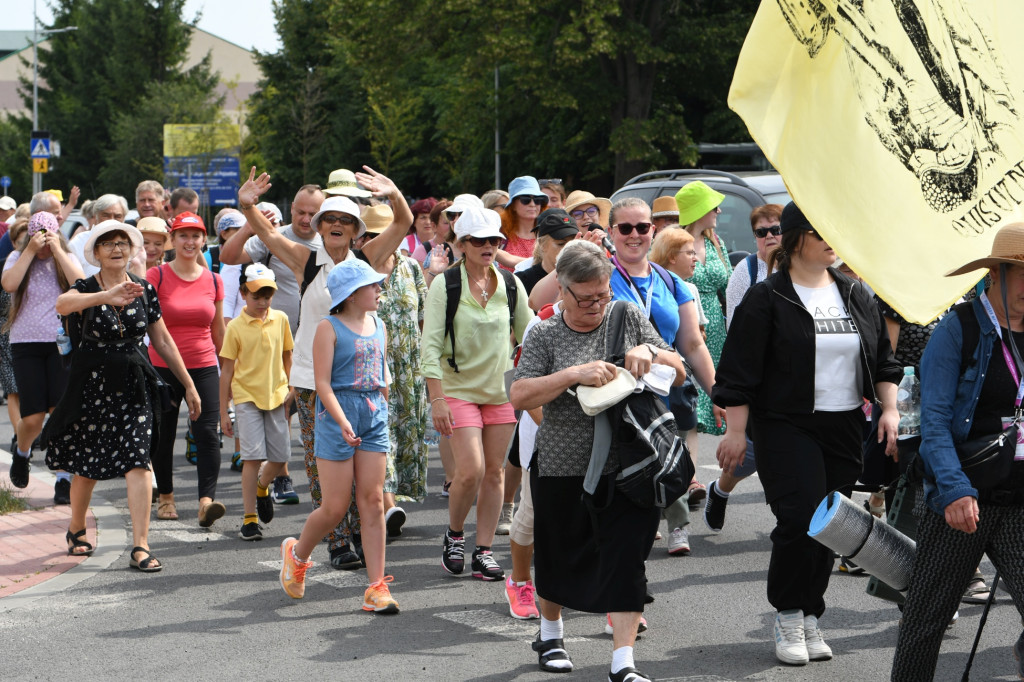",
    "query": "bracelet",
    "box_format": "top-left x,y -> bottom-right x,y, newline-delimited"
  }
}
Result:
431,397 -> 447,406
